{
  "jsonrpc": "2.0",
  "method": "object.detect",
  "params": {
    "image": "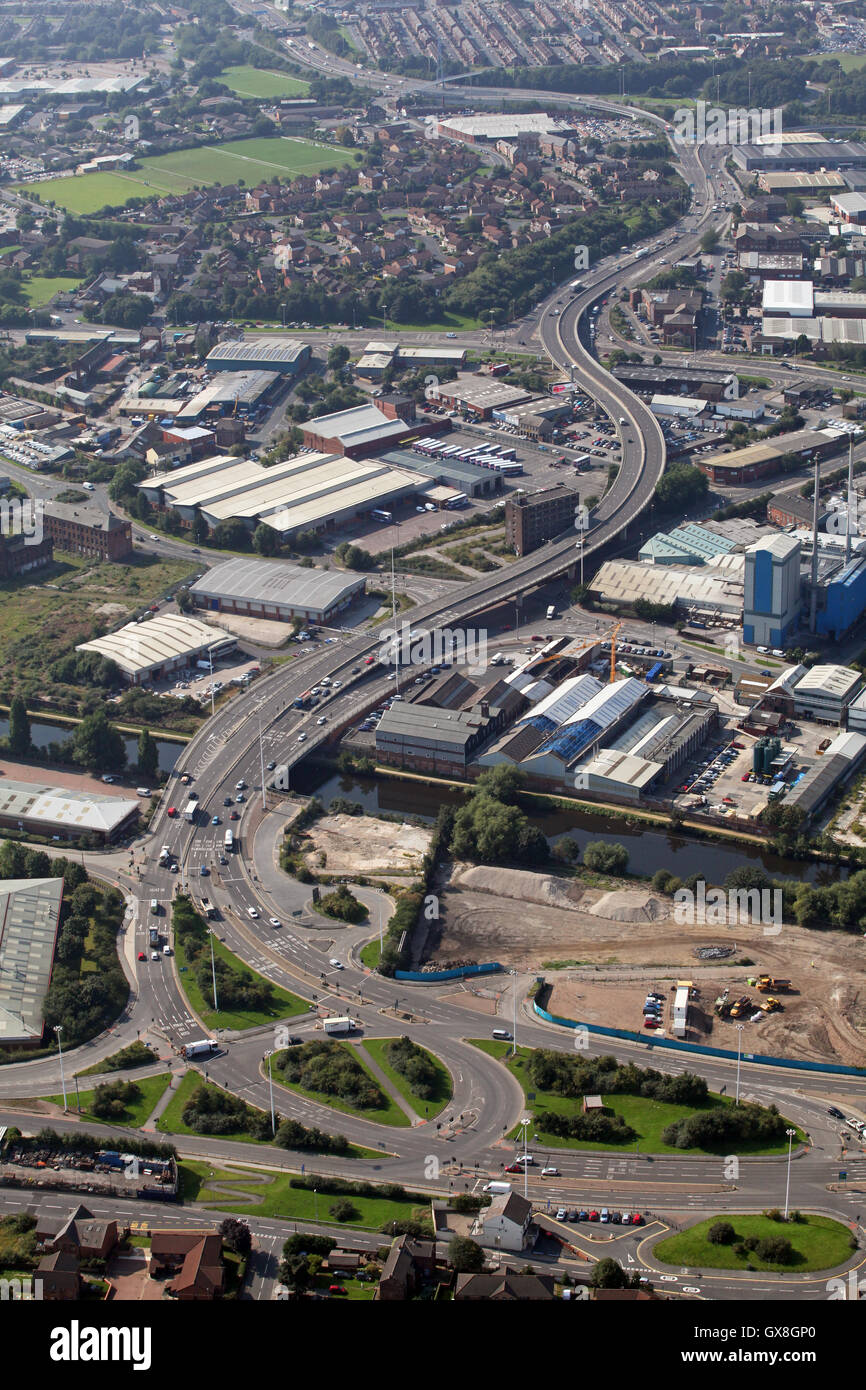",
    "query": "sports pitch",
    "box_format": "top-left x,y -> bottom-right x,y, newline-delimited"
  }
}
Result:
215,65 -> 311,99
15,137 -> 355,214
